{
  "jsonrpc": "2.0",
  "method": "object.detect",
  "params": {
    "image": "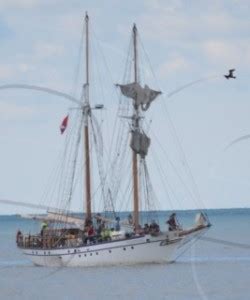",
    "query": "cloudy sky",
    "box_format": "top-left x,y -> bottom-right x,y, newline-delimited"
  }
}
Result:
0,0 -> 250,214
